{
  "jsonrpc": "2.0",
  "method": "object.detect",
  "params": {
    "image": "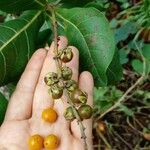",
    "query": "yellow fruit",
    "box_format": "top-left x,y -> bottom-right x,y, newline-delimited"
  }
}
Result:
44,134 -> 59,150
28,134 -> 44,150
42,108 -> 58,123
